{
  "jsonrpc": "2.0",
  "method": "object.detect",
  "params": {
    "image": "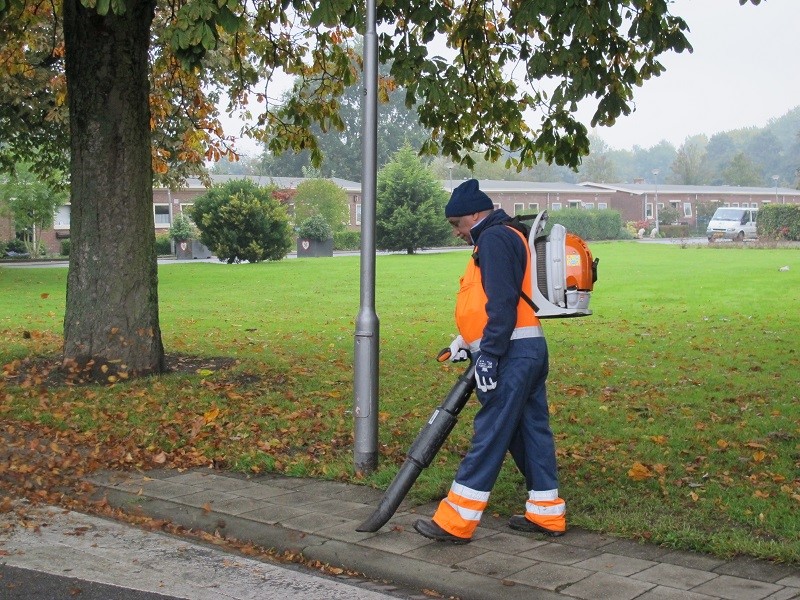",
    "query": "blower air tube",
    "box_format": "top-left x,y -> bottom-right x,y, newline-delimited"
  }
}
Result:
356,361 -> 475,533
